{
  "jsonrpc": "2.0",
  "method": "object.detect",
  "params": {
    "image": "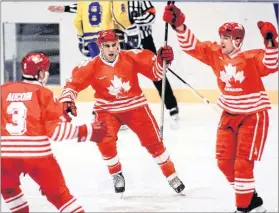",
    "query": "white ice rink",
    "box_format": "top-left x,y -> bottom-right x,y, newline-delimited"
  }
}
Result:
1,103 -> 278,212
